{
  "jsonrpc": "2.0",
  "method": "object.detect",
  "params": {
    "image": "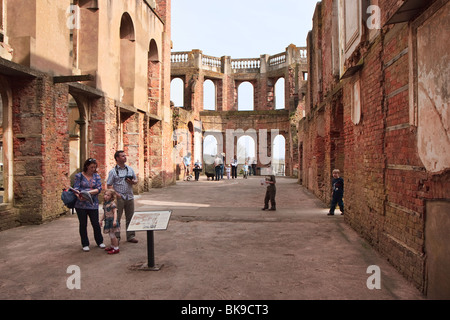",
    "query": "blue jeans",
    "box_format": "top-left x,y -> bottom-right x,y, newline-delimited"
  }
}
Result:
75,208 -> 103,247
